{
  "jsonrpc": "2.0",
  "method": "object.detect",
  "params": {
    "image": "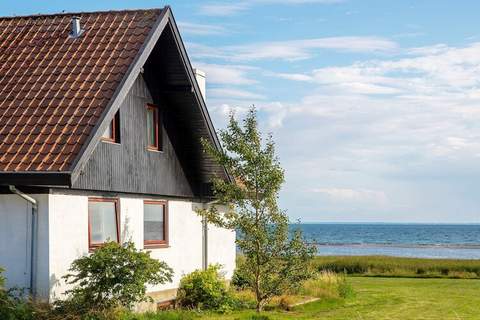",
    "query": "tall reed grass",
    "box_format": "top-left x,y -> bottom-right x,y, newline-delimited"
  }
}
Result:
313,255 -> 480,278
299,270 -> 354,299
